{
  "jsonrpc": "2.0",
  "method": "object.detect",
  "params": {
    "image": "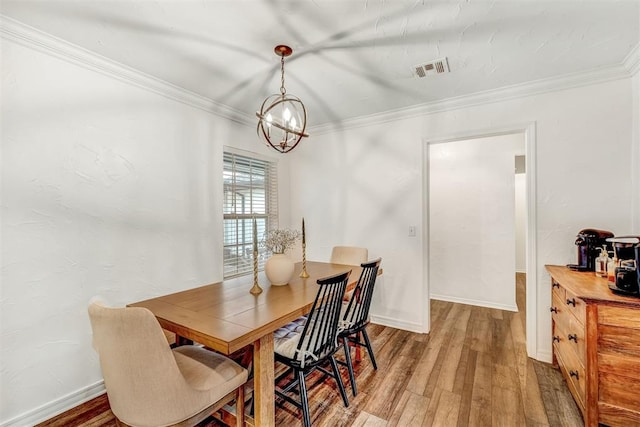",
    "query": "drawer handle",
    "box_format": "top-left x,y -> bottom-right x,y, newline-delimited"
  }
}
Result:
553,282 -> 560,289
550,307 -> 558,313
568,334 -> 578,343
566,298 -> 576,307
553,336 -> 561,343
569,370 -> 580,380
